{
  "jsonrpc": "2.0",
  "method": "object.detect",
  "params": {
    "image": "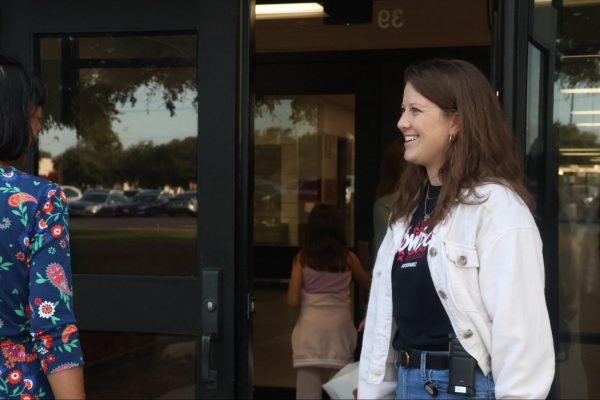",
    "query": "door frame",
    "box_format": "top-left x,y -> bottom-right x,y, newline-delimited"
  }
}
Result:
0,0 -> 252,398
491,0 -> 559,396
